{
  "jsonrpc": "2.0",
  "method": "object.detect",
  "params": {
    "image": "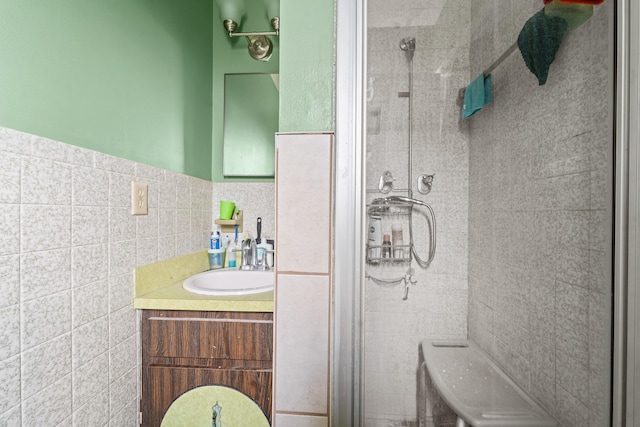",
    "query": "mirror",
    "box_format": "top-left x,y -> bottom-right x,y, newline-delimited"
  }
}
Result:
223,73 -> 279,177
